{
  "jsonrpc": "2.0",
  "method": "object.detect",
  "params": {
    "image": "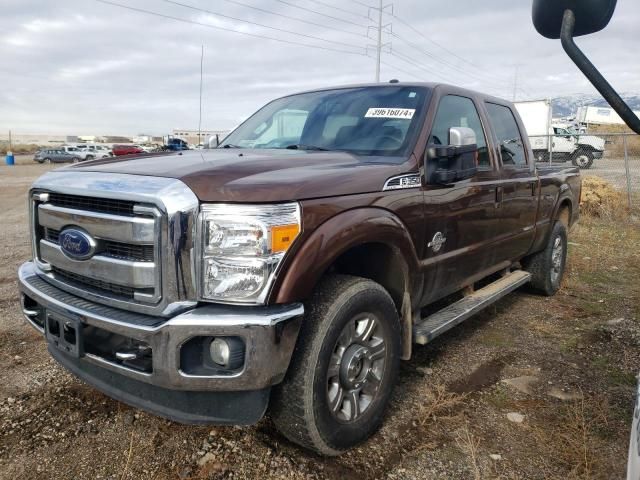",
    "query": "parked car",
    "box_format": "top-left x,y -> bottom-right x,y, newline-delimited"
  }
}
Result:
76,144 -> 112,158
33,149 -> 81,163
112,144 -> 144,156
60,145 -> 95,161
18,82 -> 580,456
135,144 -> 156,153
